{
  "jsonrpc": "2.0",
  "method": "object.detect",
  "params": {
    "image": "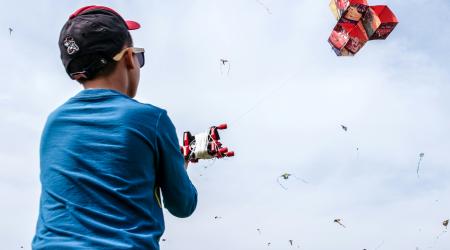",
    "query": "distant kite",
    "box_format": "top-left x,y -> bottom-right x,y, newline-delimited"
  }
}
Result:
328,0 -> 398,56
416,152 -> 425,177
341,125 -> 348,131
334,218 -> 346,228
277,173 -> 308,190
9,27 -> 13,35
220,59 -> 231,75
444,219 -> 449,229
